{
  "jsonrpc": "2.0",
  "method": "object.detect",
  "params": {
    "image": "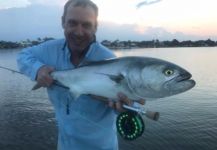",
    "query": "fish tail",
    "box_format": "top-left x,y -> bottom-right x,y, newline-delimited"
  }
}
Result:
32,83 -> 42,90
